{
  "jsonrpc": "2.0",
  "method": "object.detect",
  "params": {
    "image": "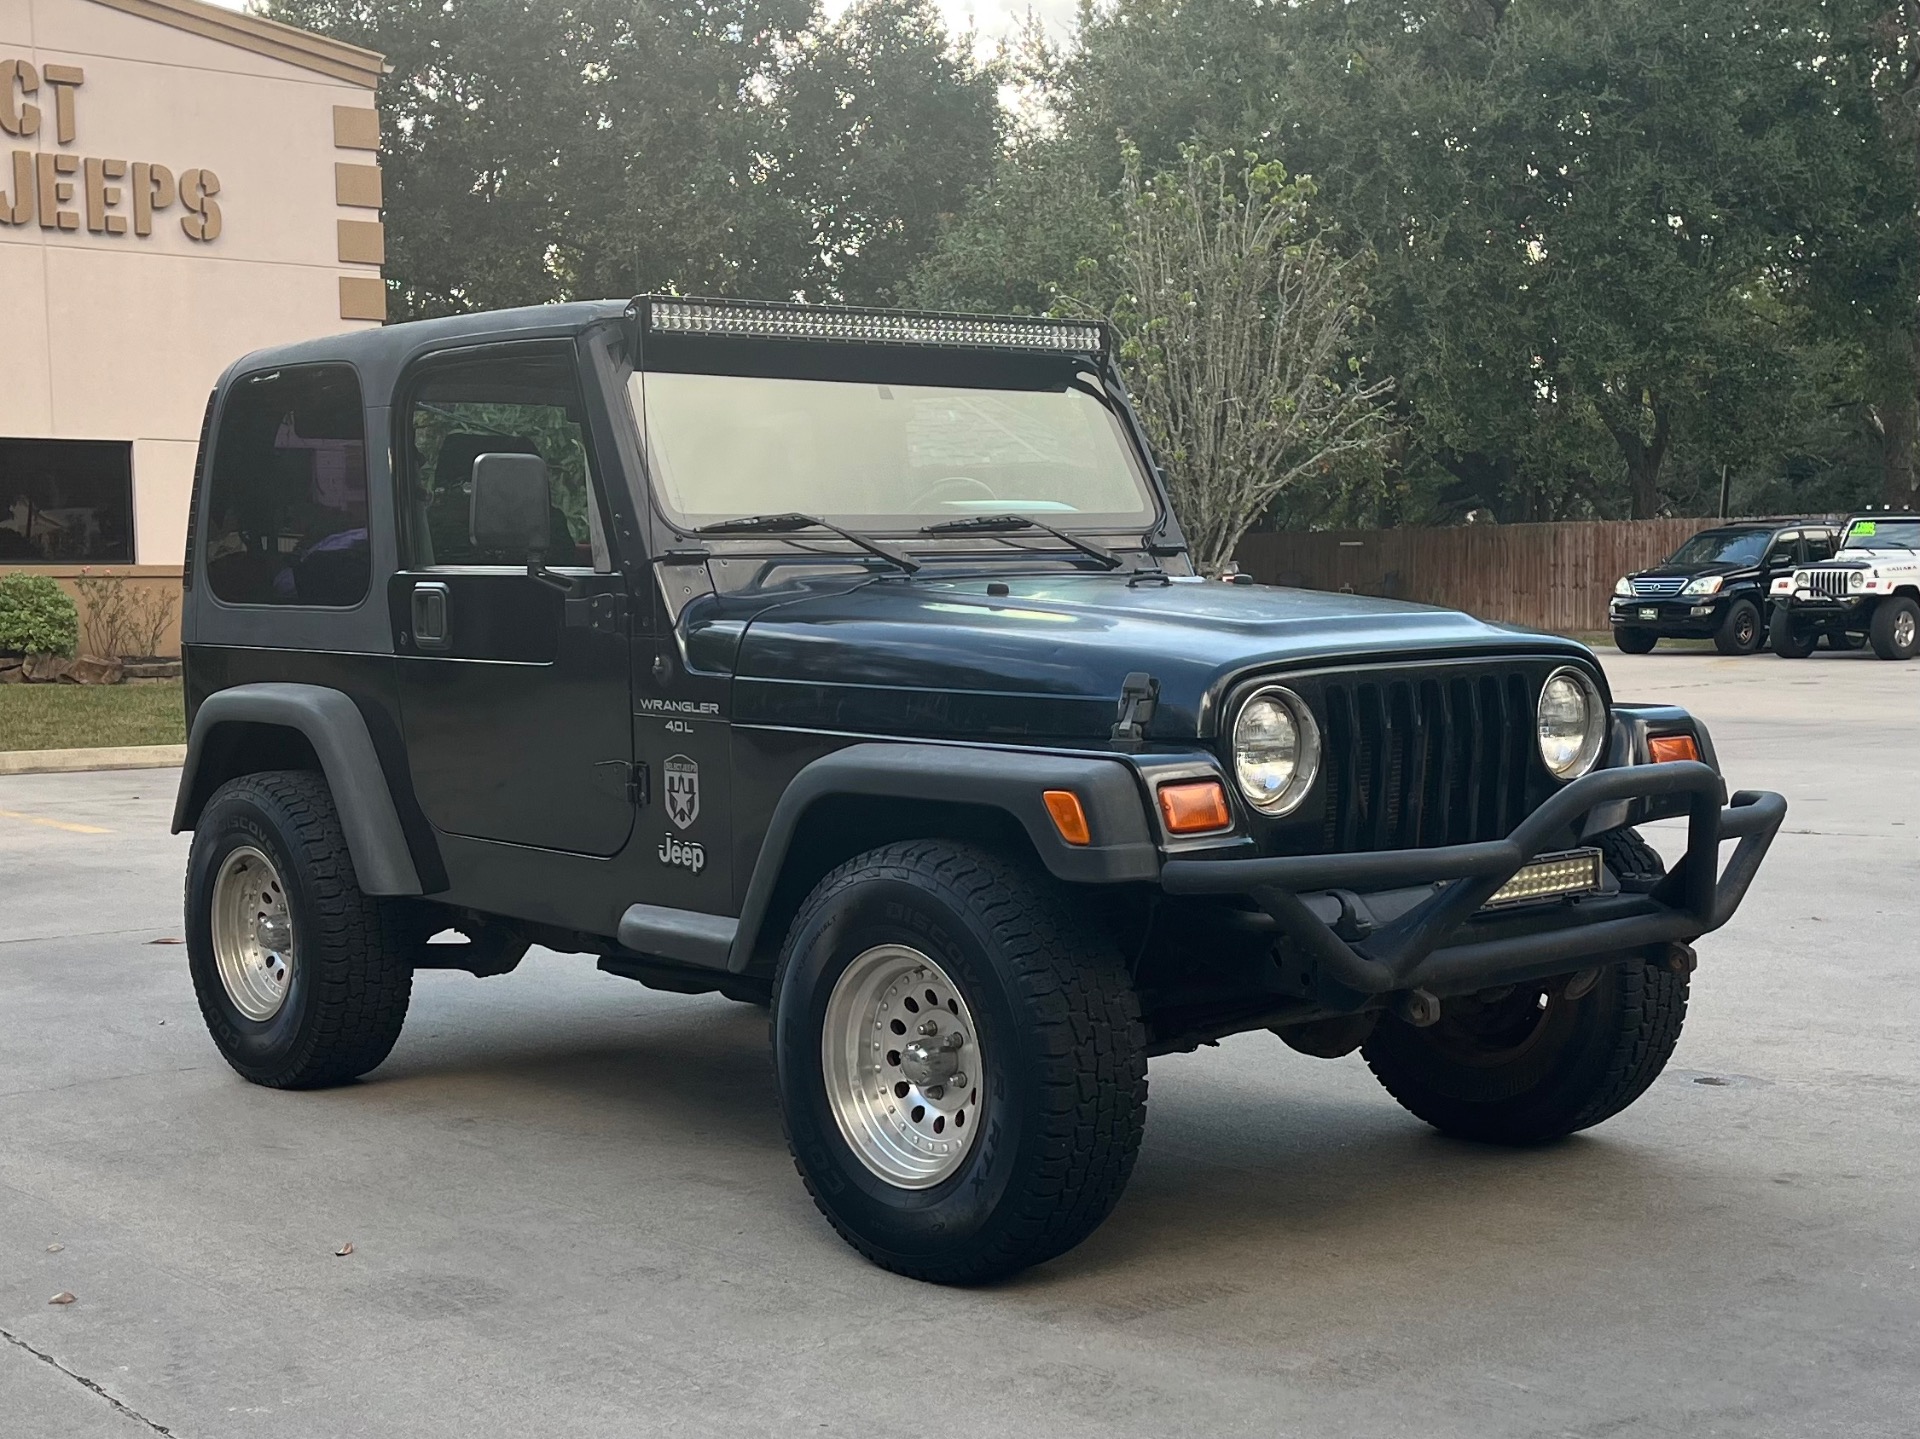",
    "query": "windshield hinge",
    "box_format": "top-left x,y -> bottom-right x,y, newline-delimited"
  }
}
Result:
1111,672 -> 1160,750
